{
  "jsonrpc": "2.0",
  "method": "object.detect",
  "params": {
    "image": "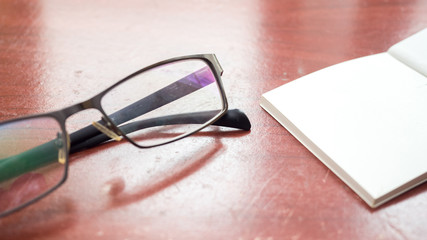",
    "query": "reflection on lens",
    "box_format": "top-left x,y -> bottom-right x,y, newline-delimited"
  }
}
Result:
101,59 -> 224,147
0,117 -> 66,215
